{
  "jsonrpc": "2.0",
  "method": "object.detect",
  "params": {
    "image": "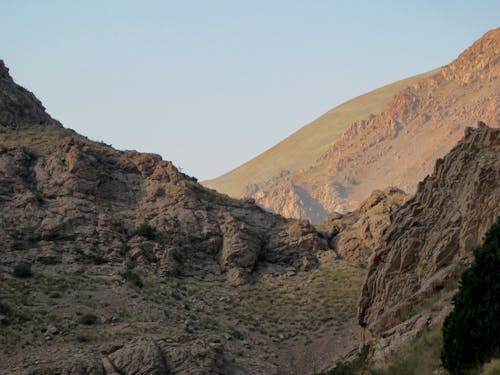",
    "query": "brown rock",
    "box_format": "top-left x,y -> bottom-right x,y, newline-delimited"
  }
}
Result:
357,124 -> 500,360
